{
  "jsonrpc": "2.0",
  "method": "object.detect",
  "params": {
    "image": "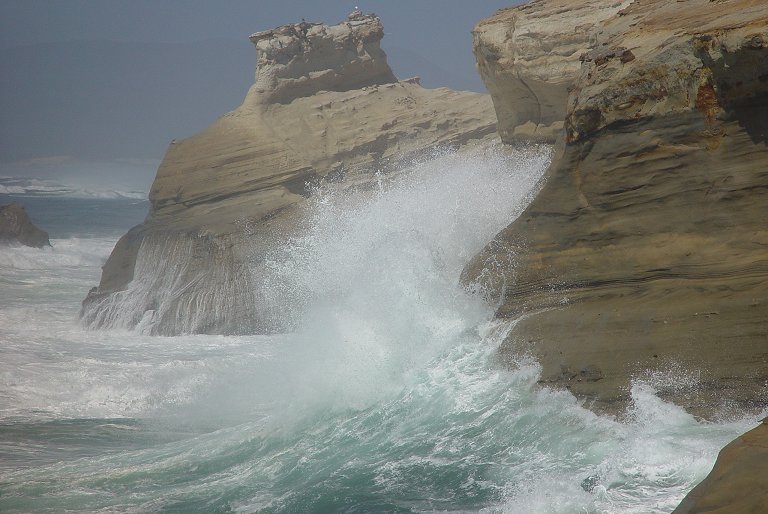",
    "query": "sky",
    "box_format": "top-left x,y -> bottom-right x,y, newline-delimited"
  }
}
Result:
0,1 -> 522,191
